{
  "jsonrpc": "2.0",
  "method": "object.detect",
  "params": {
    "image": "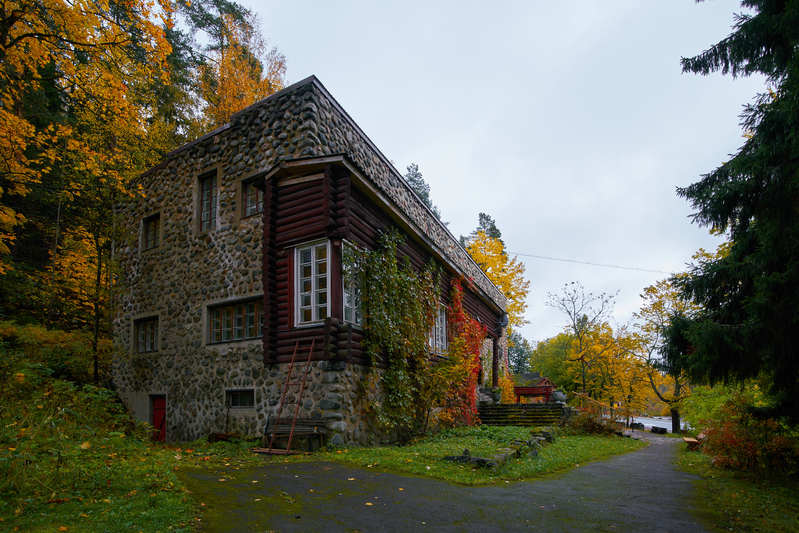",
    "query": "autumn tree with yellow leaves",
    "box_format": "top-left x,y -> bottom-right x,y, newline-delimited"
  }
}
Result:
0,0 -> 172,273
465,229 -> 529,333
199,12 -> 286,129
0,0 -> 287,382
